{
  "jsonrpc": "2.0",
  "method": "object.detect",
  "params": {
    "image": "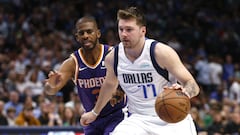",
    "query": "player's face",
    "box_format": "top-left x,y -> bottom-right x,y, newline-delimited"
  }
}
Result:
118,19 -> 146,48
75,22 -> 101,50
